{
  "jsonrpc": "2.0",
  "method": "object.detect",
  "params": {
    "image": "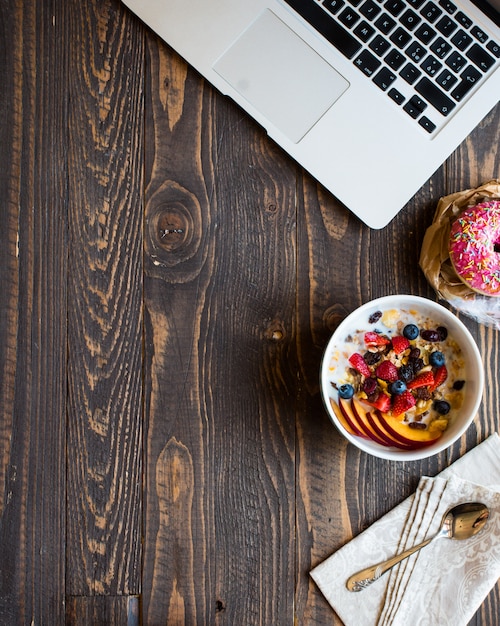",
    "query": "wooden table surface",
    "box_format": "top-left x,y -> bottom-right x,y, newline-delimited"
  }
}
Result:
1,0 -> 499,624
